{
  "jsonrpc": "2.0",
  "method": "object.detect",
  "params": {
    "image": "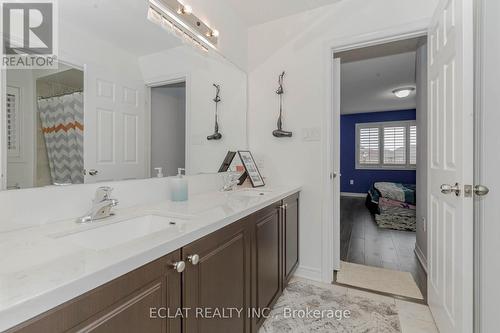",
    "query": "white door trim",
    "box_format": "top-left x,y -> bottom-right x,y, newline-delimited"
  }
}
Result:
321,18 -> 429,284
145,73 -> 191,176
